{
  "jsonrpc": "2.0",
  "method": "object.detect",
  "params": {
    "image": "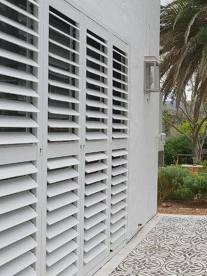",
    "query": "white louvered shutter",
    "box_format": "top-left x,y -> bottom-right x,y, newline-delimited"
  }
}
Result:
110,39 -> 129,251
0,0 -> 40,275
83,20 -> 109,274
45,4 -> 81,275
85,26 -> 109,141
